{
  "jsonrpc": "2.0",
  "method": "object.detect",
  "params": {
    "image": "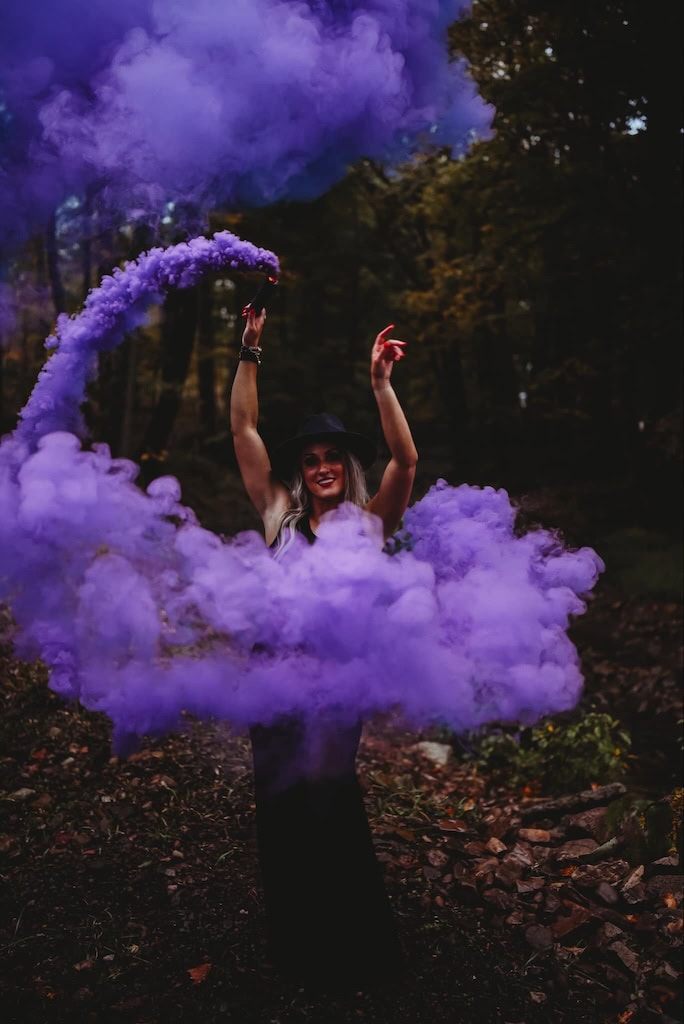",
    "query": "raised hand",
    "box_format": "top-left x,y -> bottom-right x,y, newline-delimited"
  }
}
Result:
370,324 -> 407,387
241,308 -> 266,348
